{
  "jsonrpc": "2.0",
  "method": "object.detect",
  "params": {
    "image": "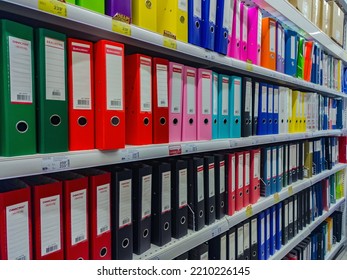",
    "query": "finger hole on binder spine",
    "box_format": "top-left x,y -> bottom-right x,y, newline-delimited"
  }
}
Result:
77,258 -> 84,260
210,206 -> 214,213
143,229 -> 149,238
262,119 -> 266,124
143,117 -> 149,126
173,118 -> 178,125
111,116 -> 120,126
269,119 -> 272,124
224,31 -> 227,39
100,247 -> 107,257
235,119 -> 239,124
145,0 -> 152,9
78,117 -> 87,127
160,117 -> 166,125
180,16 -> 185,23
224,119 -> 227,124
196,21 -> 200,28
50,115 -> 61,126
180,216 -> 186,225
16,121 -> 28,133
221,201 -> 225,208
214,119 -> 217,124
199,210 -> 203,217
210,26 -> 214,33
253,251 -> 256,257
189,118 -> 194,125
275,120 -> 278,124
164,222 -> 170,231
204,118 -> 209,124
122,238 -> 130,248
246,189 -> 249,194
246,120 -> 249,125
240,192 -> 243,197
